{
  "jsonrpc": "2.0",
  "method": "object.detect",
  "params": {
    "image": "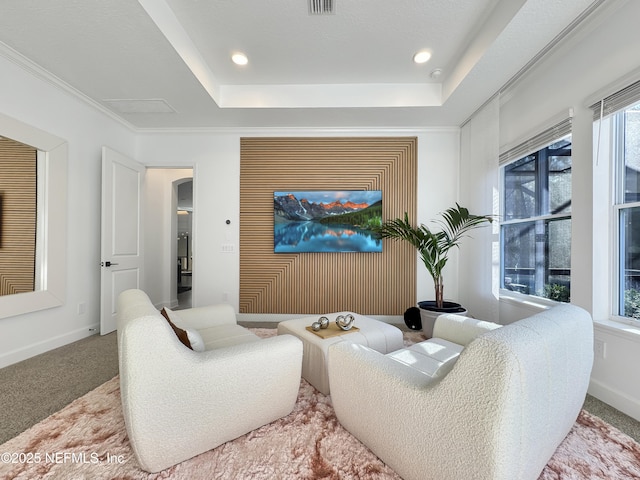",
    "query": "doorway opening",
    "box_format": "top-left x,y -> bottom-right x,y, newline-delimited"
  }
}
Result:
142,168 -> 194,311
176,179 -> 193,308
